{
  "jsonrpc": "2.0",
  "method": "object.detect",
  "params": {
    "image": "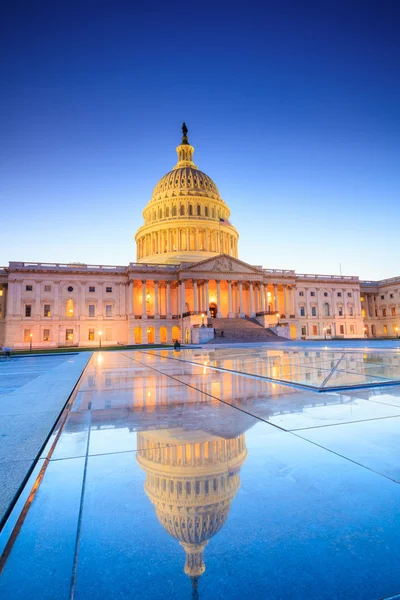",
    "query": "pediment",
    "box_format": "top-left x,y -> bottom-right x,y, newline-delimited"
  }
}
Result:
181,254 -> 263,275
